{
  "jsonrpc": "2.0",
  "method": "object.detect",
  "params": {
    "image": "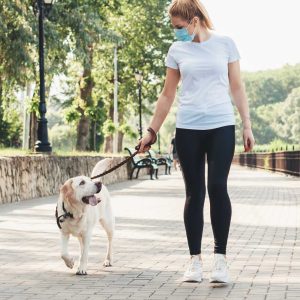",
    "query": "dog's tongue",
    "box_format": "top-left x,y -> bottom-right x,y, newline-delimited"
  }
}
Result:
88,195 -> 99,206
